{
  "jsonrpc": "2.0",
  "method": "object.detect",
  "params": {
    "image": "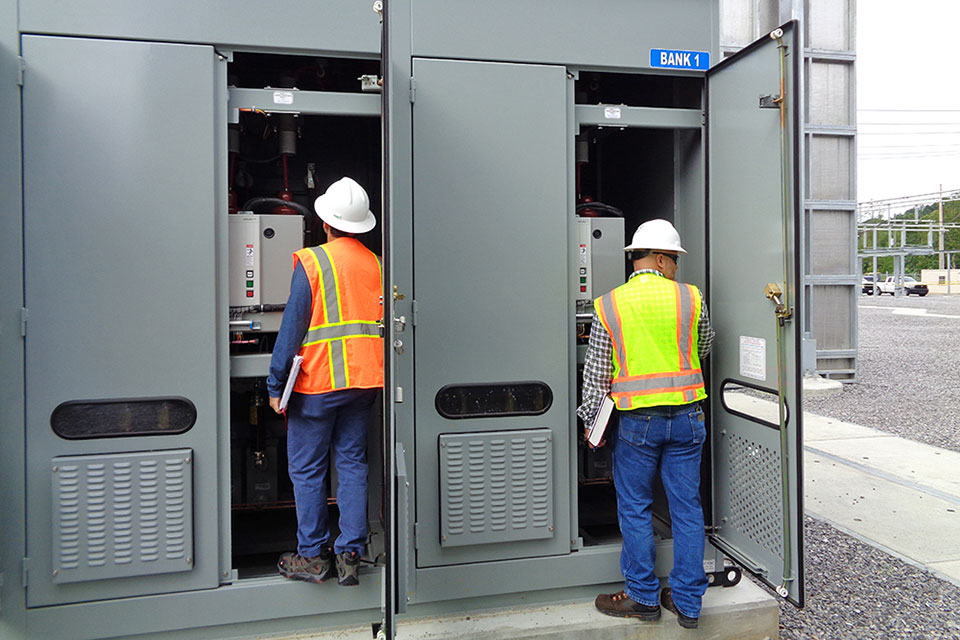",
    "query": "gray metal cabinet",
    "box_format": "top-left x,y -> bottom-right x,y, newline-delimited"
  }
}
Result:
21,35 -> 224,606
410,58 -> 572,567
